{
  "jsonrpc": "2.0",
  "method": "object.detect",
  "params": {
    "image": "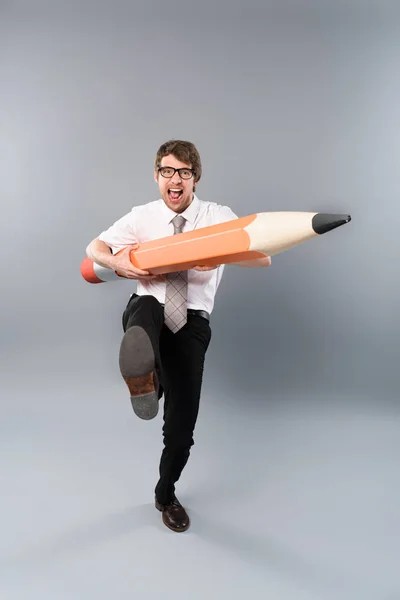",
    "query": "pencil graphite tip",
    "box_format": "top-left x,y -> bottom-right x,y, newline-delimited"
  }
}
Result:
312,213 -> 351,235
